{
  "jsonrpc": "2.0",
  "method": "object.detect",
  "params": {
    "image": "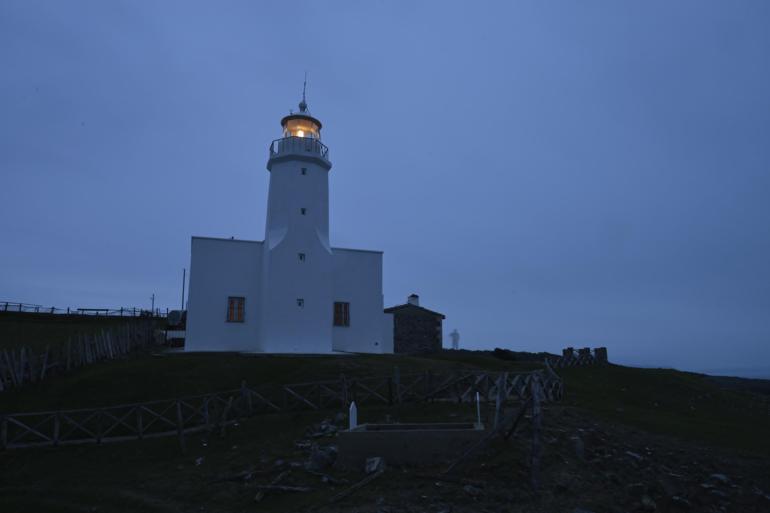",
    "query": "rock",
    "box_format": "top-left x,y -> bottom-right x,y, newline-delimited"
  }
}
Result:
709,474 -> 730,486
627,482 -> 646,497
641,494 -> 656,511
625,451 -> 643,462
463,484 -> 483,498
306,445 -> 338,471
295,440 -> 312,451
709,489 -> 729,500
321,474 -> 347,485
670,496 -> 691,509
365,456 -> 386,474
571,435 -> 585,461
